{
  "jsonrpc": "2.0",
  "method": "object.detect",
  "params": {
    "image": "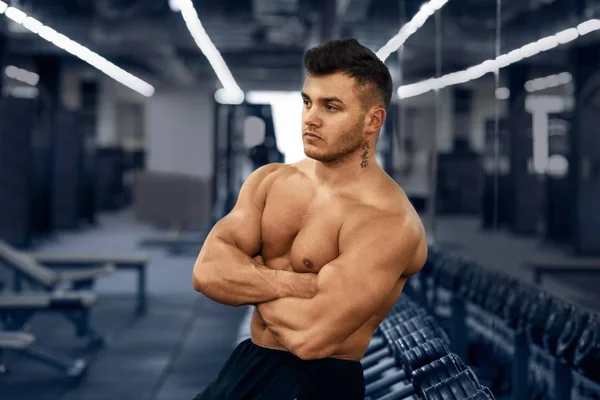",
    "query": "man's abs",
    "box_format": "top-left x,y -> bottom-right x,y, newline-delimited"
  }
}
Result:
250,278 -> 406,361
